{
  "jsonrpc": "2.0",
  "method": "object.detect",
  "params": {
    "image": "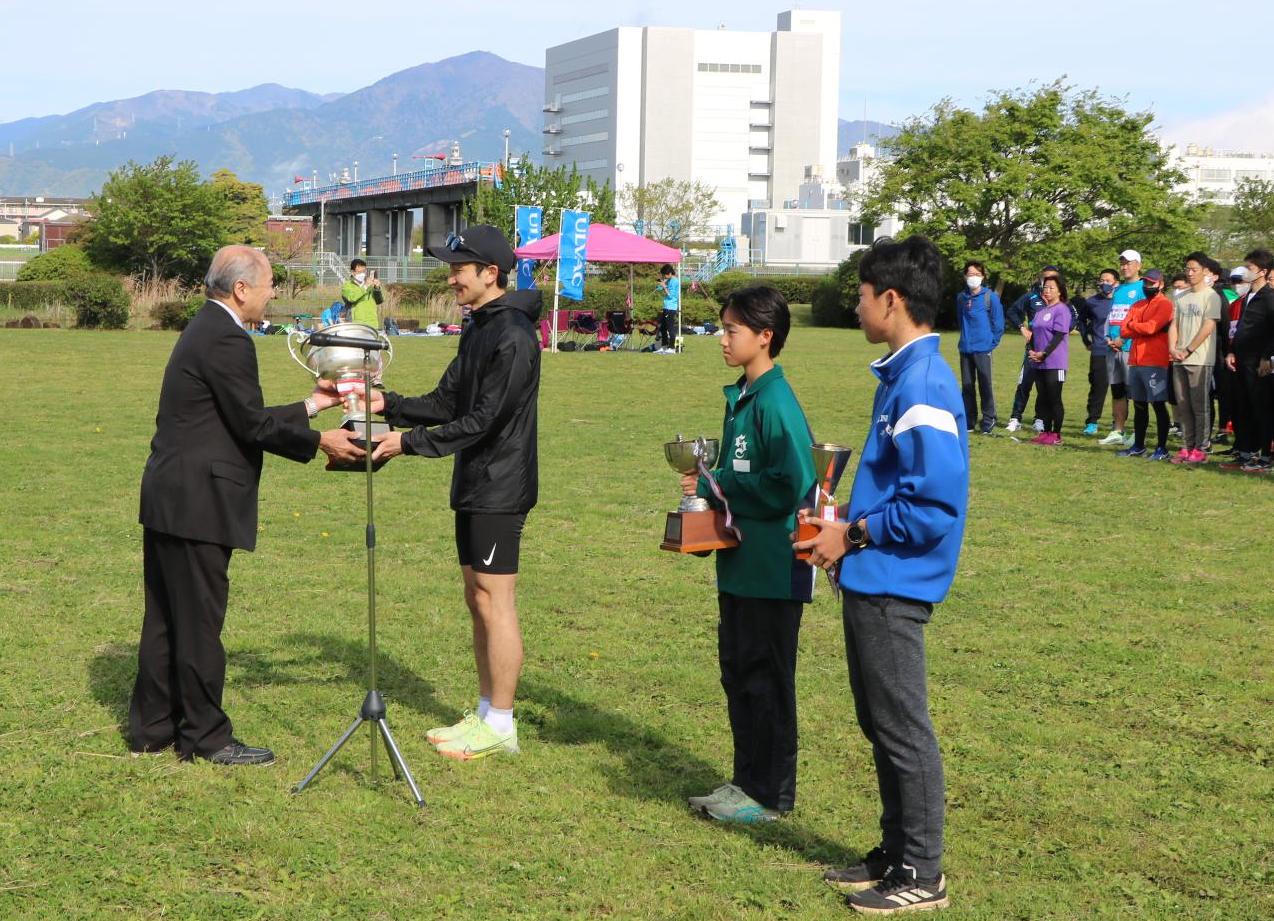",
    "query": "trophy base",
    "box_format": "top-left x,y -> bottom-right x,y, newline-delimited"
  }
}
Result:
795,520 -> 819,561
327,419 -> 393,472
660,510 -> 740,555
